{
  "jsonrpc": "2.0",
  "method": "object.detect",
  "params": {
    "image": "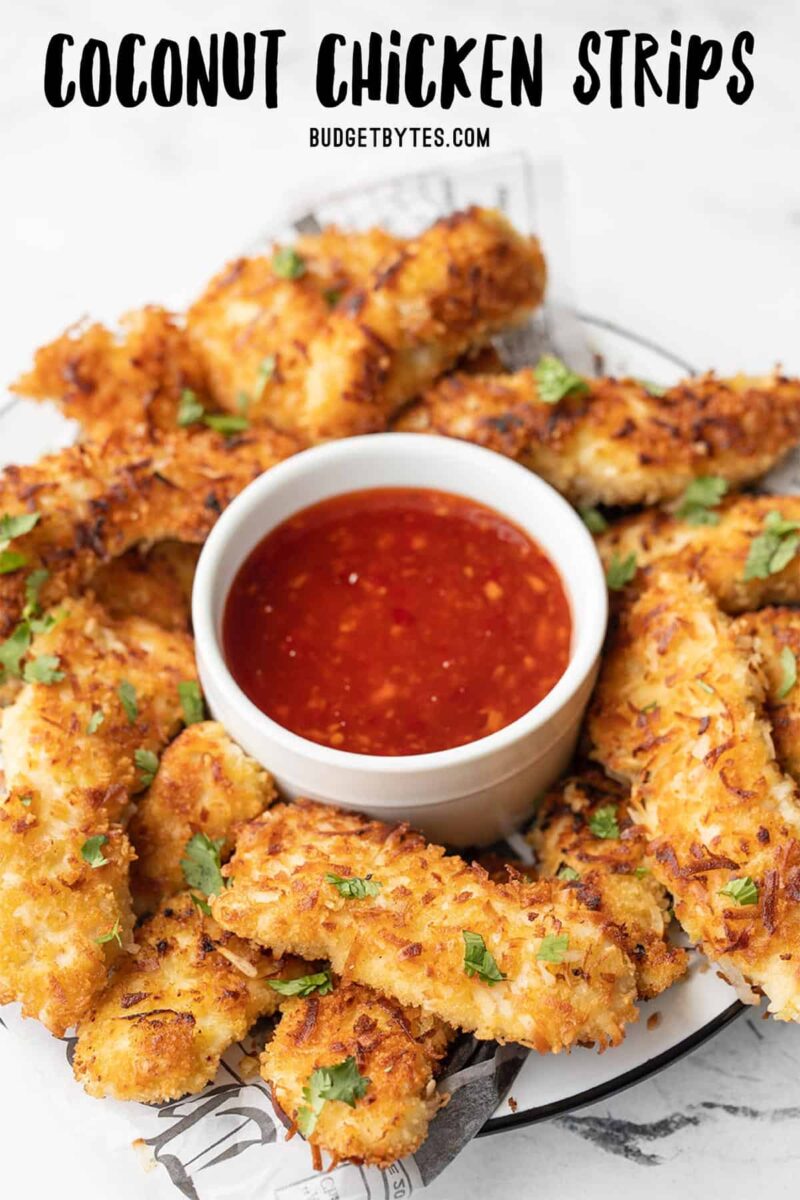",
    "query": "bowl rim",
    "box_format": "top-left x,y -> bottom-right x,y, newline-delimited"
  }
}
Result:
191,433 -> 608,776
